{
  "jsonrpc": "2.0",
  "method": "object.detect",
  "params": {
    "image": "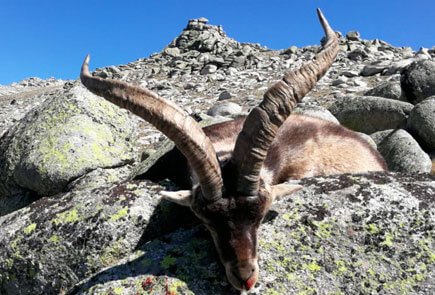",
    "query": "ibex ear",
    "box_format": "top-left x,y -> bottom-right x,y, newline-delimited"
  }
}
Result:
160,190 -> 193,206
271,184 -> 303,202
